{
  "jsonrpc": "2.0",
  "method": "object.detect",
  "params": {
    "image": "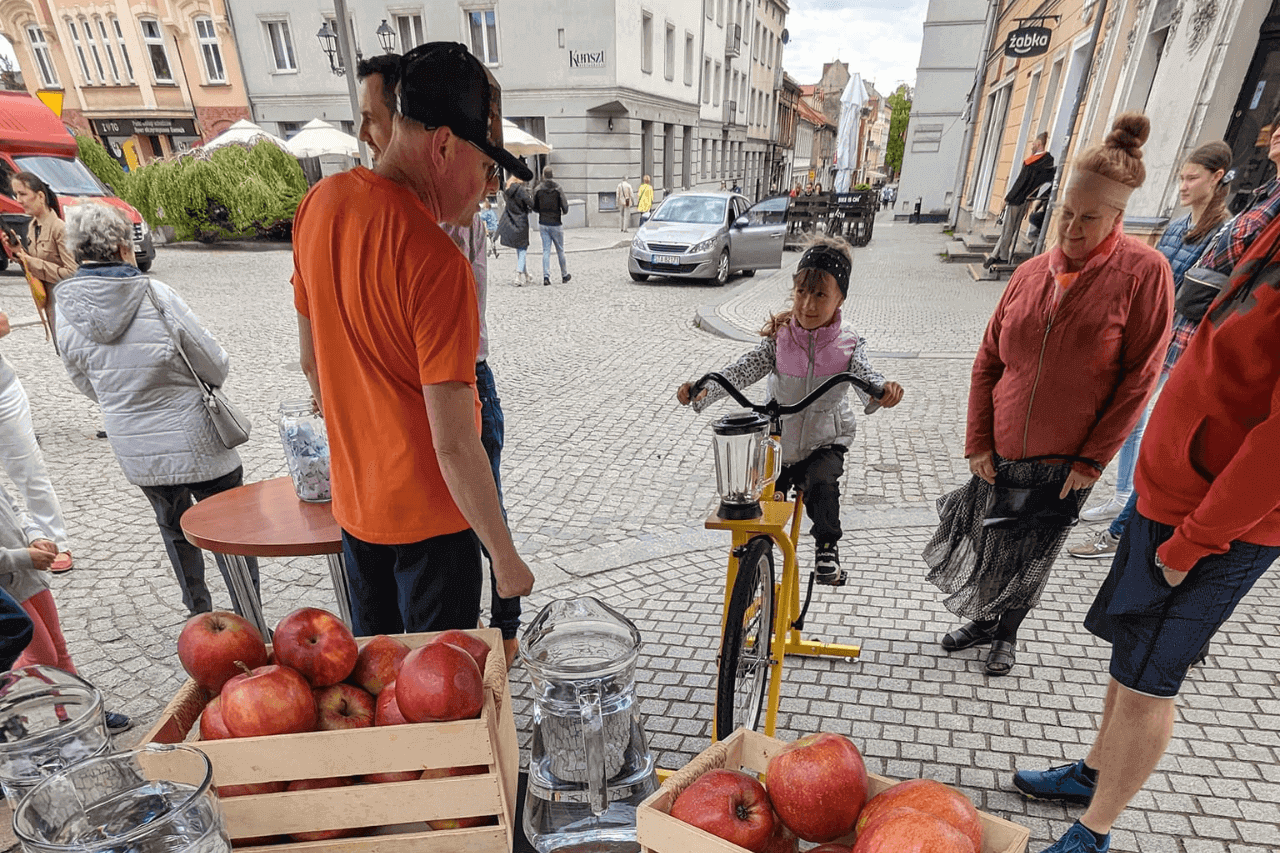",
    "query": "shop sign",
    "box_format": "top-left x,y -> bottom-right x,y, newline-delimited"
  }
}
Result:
568,48 -> 606,70
1004,26 -> 1052,58
91,116 -> 198,137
